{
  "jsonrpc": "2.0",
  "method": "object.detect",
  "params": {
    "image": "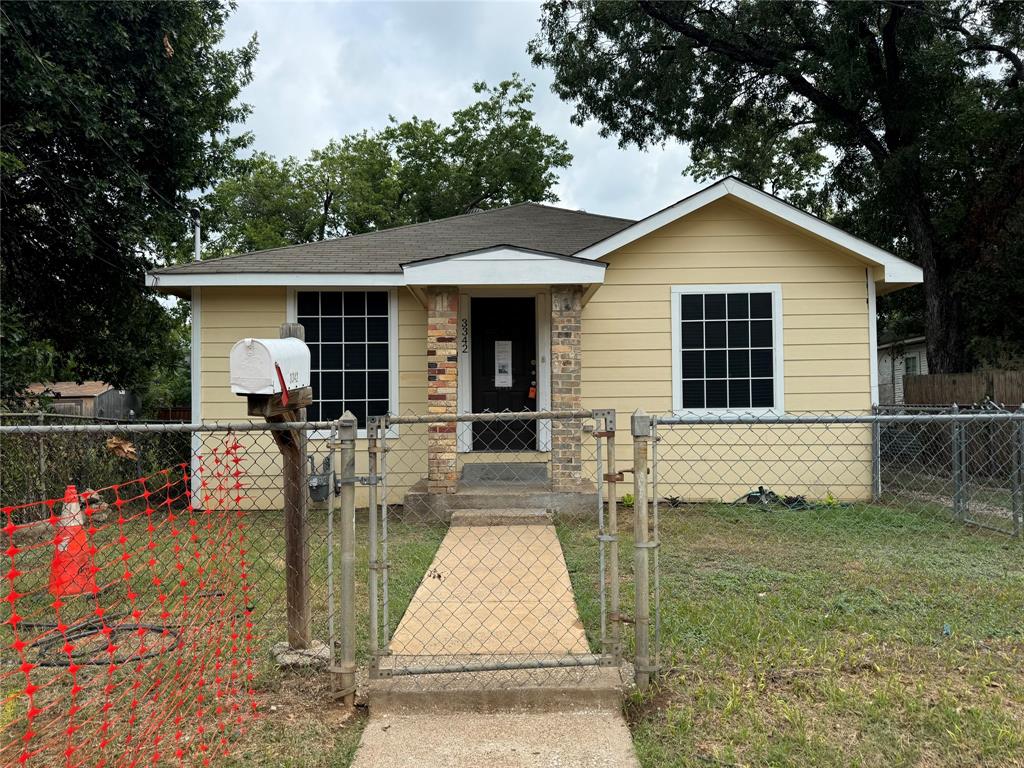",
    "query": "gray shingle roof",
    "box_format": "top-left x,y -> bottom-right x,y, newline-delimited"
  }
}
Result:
152,203 -> 634,276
